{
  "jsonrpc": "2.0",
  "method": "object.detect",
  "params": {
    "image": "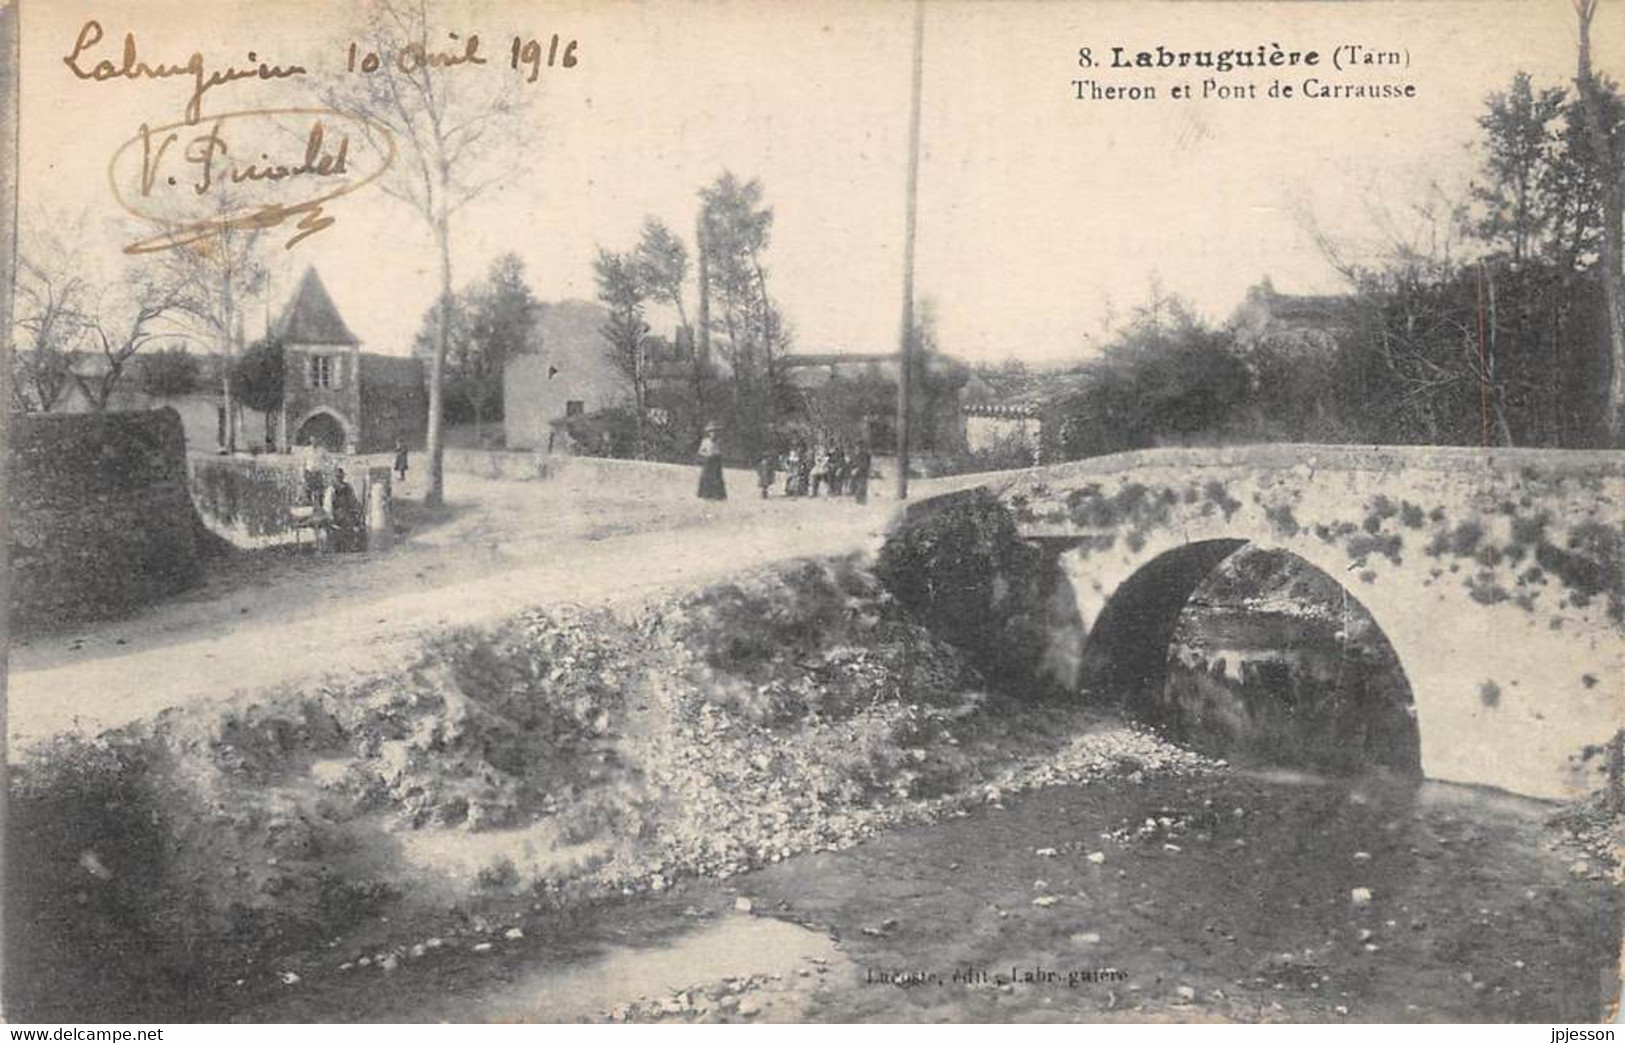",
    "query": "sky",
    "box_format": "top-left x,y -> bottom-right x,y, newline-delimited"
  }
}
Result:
17,0 -> 1624,366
